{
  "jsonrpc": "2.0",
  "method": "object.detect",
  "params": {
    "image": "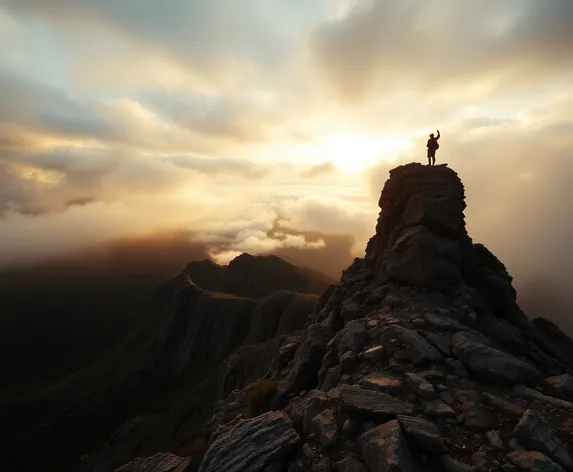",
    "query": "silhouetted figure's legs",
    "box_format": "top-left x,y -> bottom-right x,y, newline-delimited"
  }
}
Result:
431,155 -> 436,166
